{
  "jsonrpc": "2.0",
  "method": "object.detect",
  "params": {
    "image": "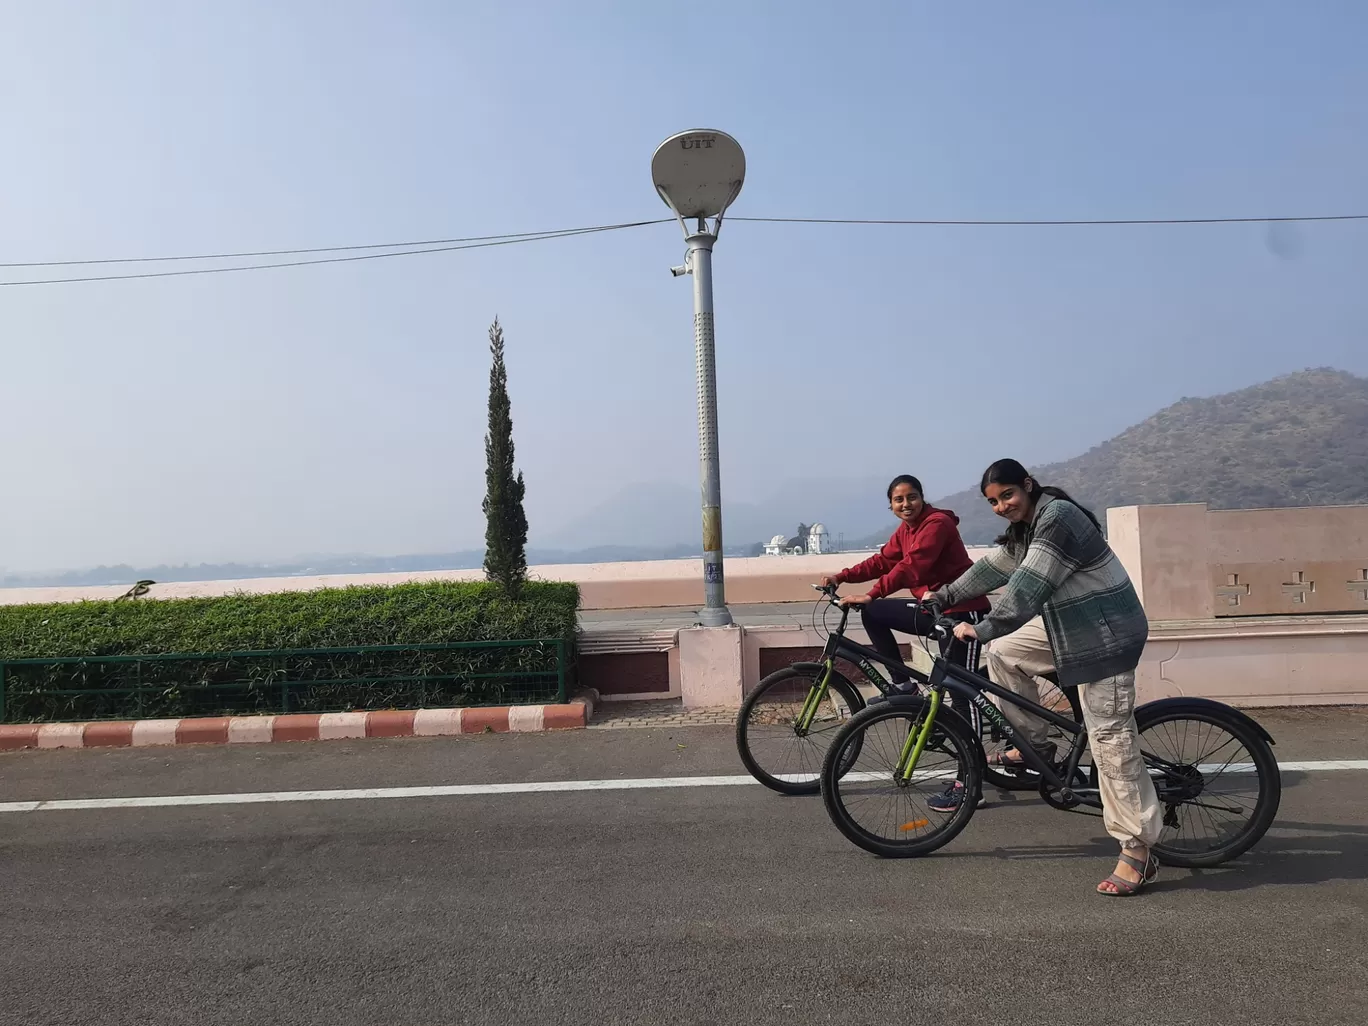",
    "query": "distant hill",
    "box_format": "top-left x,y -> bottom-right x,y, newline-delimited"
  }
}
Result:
905,368 -> 1368,546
